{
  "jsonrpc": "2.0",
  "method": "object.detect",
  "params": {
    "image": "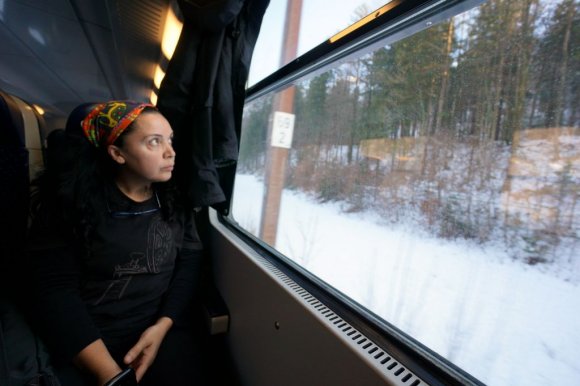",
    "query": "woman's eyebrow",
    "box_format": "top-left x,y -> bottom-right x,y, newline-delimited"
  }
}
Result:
145,133 -> 168,138
143,133 -> 174,142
